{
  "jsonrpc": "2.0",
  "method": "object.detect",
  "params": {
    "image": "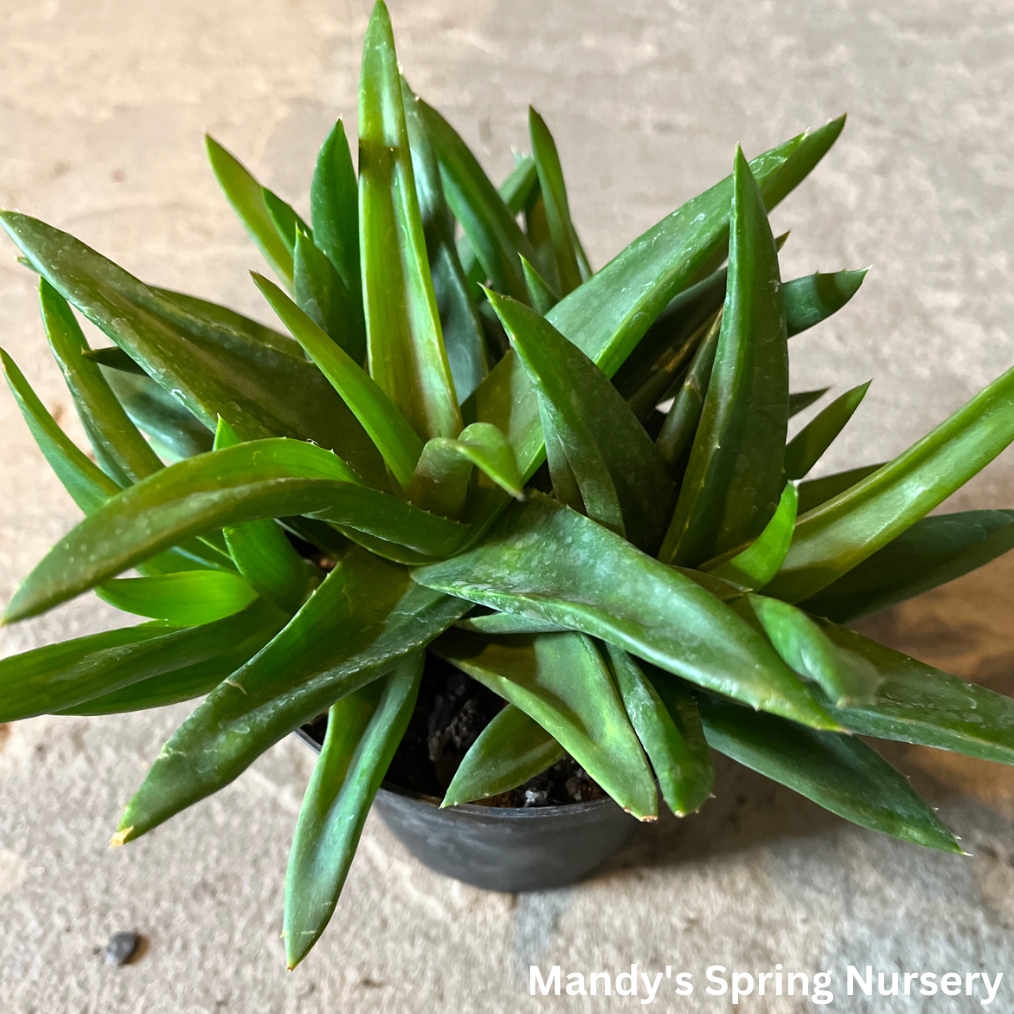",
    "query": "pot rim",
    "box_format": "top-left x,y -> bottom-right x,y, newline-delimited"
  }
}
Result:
294,725 -> 621,820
